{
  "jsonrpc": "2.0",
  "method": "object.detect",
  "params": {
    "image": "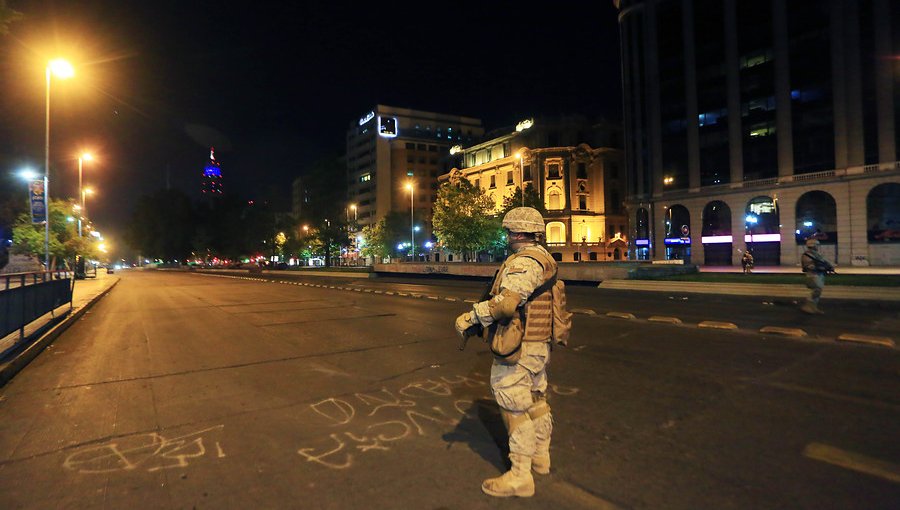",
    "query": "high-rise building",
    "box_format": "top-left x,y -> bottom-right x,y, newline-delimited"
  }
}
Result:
448,115 -> 627,262
201,147 -> 223,196
346,105 -> 484,241
615,0 -> 899,266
